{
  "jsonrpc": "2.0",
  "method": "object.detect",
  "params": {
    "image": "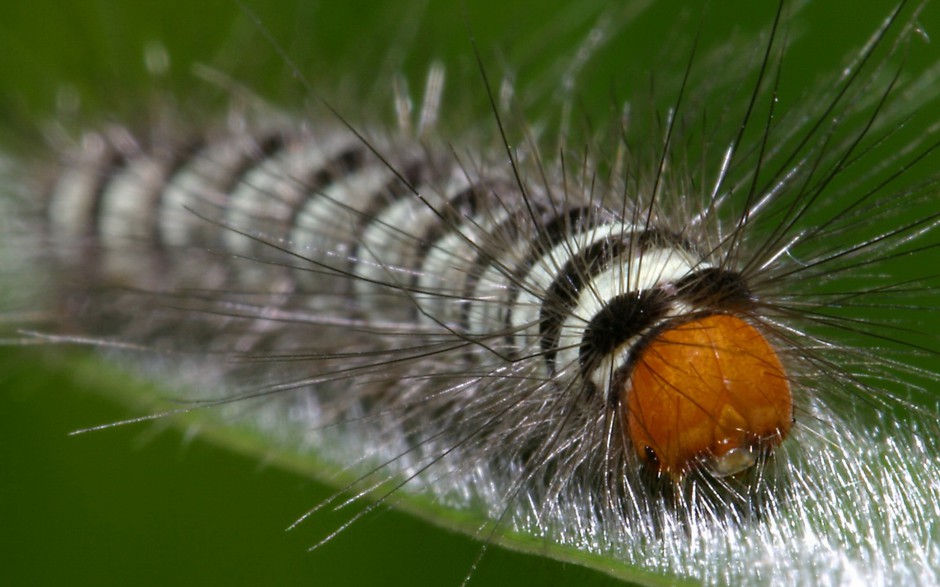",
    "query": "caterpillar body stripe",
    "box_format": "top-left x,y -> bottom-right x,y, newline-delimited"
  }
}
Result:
4,0 -> 940,585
